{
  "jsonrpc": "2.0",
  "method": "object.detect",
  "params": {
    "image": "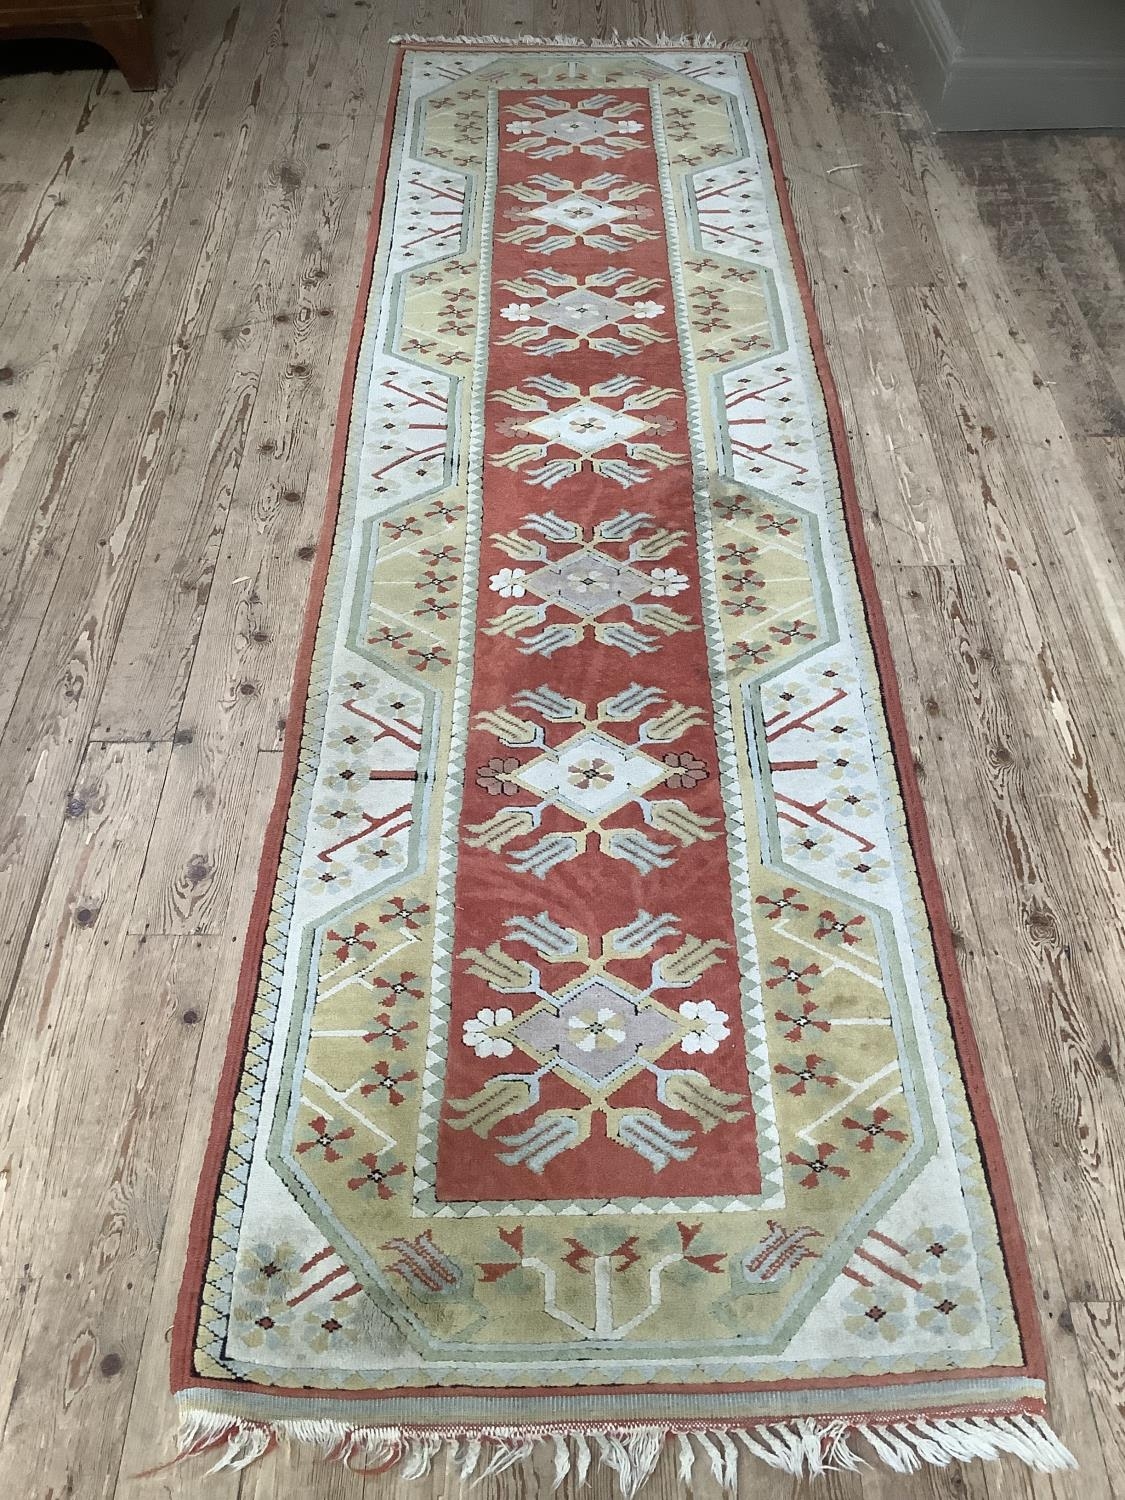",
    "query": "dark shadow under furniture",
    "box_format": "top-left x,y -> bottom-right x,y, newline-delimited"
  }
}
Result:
0,1 -> 156,89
